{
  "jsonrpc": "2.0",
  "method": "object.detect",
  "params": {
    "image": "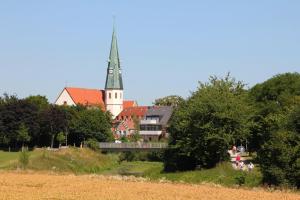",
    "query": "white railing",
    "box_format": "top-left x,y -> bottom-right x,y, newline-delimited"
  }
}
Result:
99,142 -> 168,149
